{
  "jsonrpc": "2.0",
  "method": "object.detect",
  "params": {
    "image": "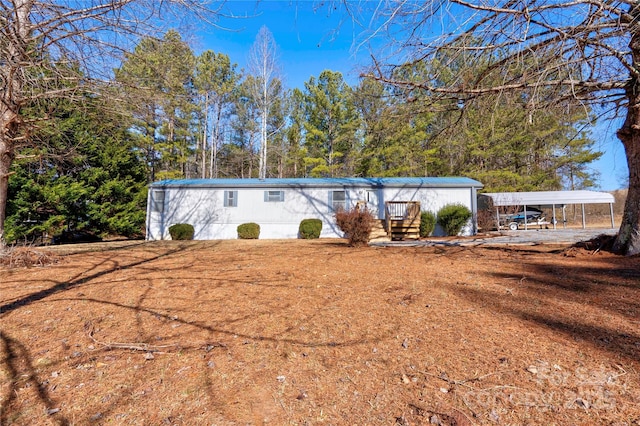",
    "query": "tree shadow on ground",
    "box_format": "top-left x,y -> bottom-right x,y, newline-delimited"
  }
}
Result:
0,243 -> 212,423
455,250 -> 640,363
0,331 -> 69,425
487,254 -> 640,320
1,240 -> 392,424
0,243 -> 197,316
457,285 -> 640,362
